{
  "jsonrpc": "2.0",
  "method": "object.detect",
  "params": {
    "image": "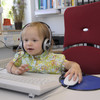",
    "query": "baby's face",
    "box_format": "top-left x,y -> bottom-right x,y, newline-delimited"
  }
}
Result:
22,27 -> 44,56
